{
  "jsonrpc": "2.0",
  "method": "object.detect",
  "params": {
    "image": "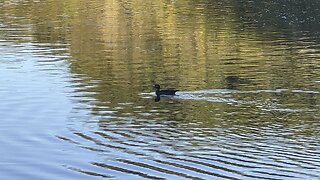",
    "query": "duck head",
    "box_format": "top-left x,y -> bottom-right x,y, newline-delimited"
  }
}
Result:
154,84 -> 160,91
